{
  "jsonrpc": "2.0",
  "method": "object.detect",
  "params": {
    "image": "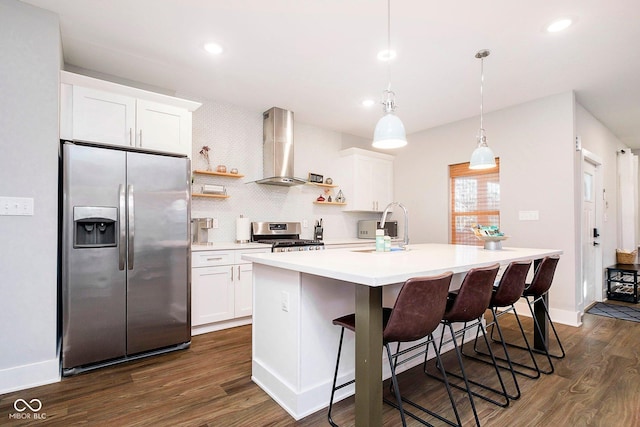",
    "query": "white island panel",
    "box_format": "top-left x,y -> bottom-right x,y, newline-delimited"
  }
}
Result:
246,244 -> 563,424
